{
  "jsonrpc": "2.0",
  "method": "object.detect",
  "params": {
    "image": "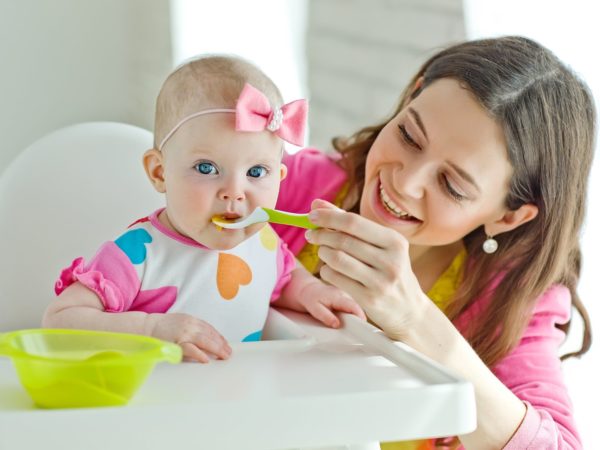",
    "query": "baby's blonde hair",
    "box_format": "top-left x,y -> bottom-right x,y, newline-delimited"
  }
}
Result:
154,55 -> 283,149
